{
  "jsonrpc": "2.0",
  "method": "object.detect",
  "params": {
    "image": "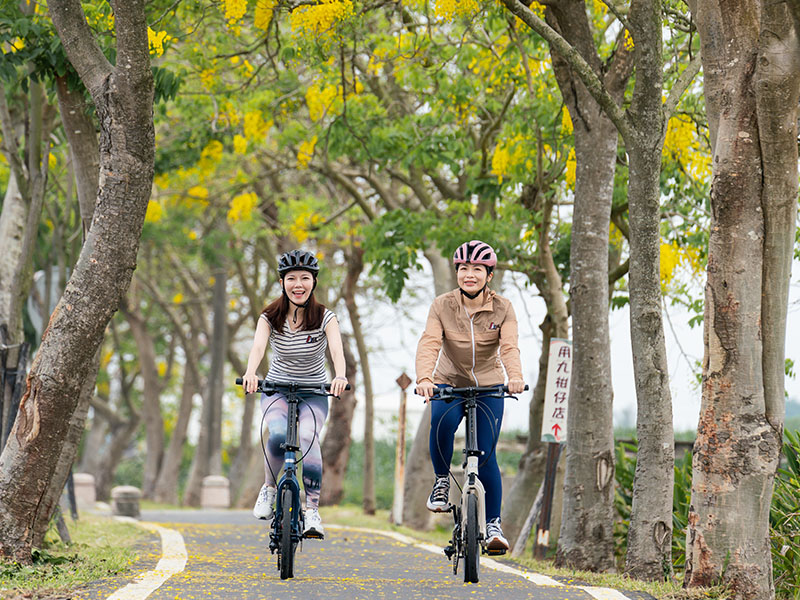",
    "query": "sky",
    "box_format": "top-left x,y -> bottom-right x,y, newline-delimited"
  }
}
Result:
344,257 -> 800,441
